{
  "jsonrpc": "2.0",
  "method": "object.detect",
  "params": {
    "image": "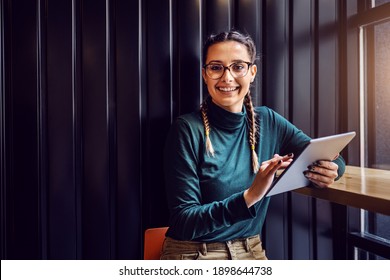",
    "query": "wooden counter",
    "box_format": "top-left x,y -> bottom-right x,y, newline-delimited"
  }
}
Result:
294,165 -> 390,216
